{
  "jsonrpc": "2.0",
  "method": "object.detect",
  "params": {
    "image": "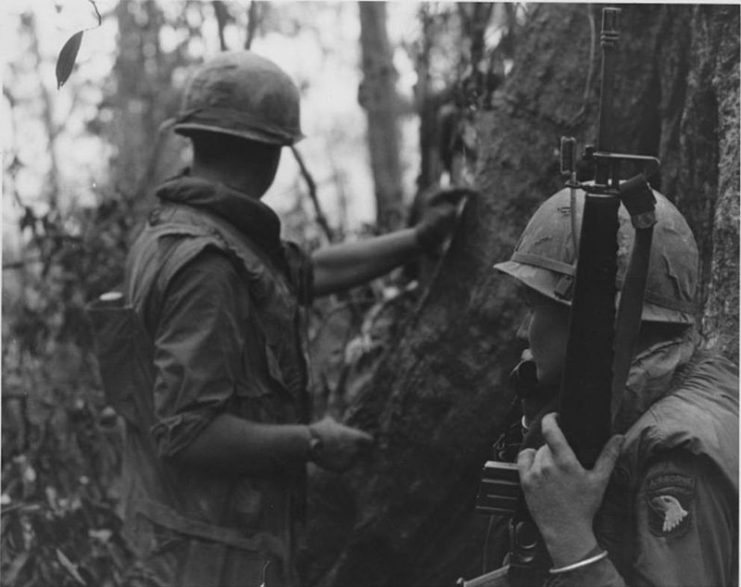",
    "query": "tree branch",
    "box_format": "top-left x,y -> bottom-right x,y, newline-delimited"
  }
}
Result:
213,1 -> 230,51
24,13 -> 61,209
245,1 -> 260,49
290,146 -> 336,242
88,0 -> 102,26
3,258 -> 41,271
